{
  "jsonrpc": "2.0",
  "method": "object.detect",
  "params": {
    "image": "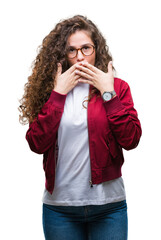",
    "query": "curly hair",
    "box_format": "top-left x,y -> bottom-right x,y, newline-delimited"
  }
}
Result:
19,15 -> 114,124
